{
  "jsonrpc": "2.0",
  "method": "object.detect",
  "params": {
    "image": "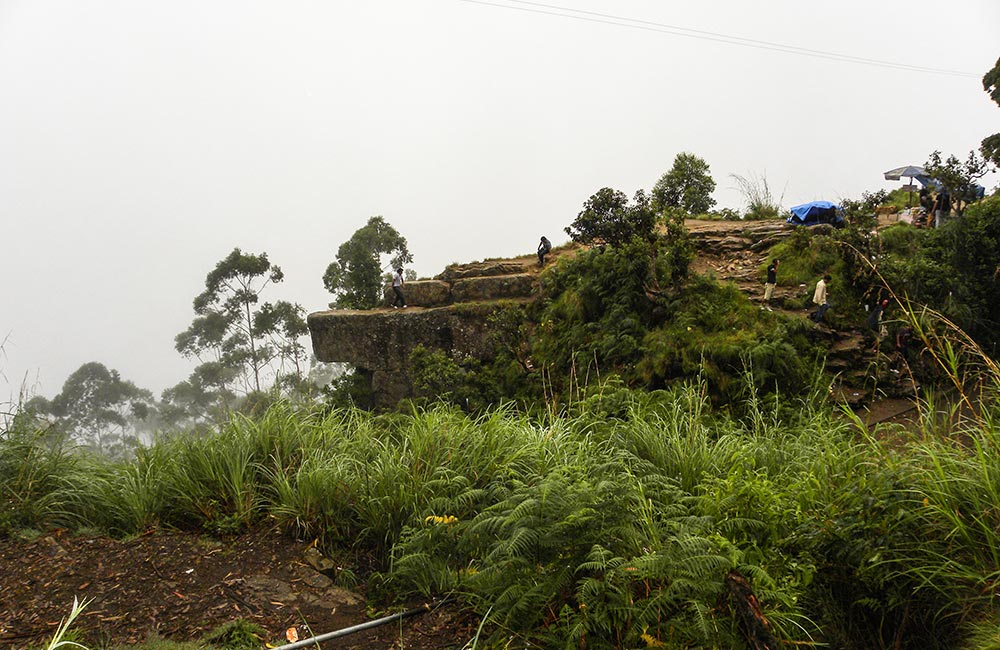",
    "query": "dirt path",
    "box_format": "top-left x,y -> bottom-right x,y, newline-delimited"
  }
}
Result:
0,531 -> 473,648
